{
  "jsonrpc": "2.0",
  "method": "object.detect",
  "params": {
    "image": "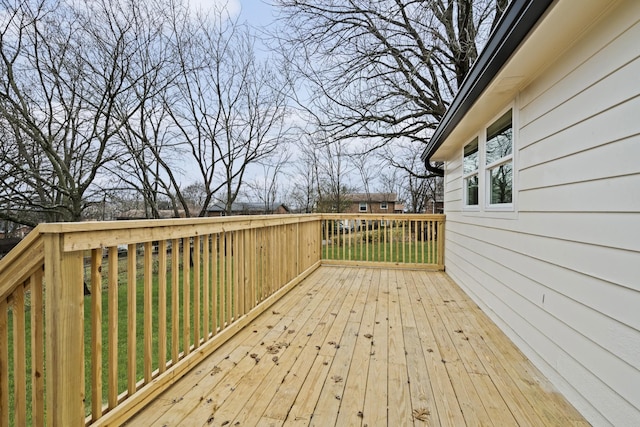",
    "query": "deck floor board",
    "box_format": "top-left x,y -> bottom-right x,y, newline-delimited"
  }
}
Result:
128,266 -> 588,427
